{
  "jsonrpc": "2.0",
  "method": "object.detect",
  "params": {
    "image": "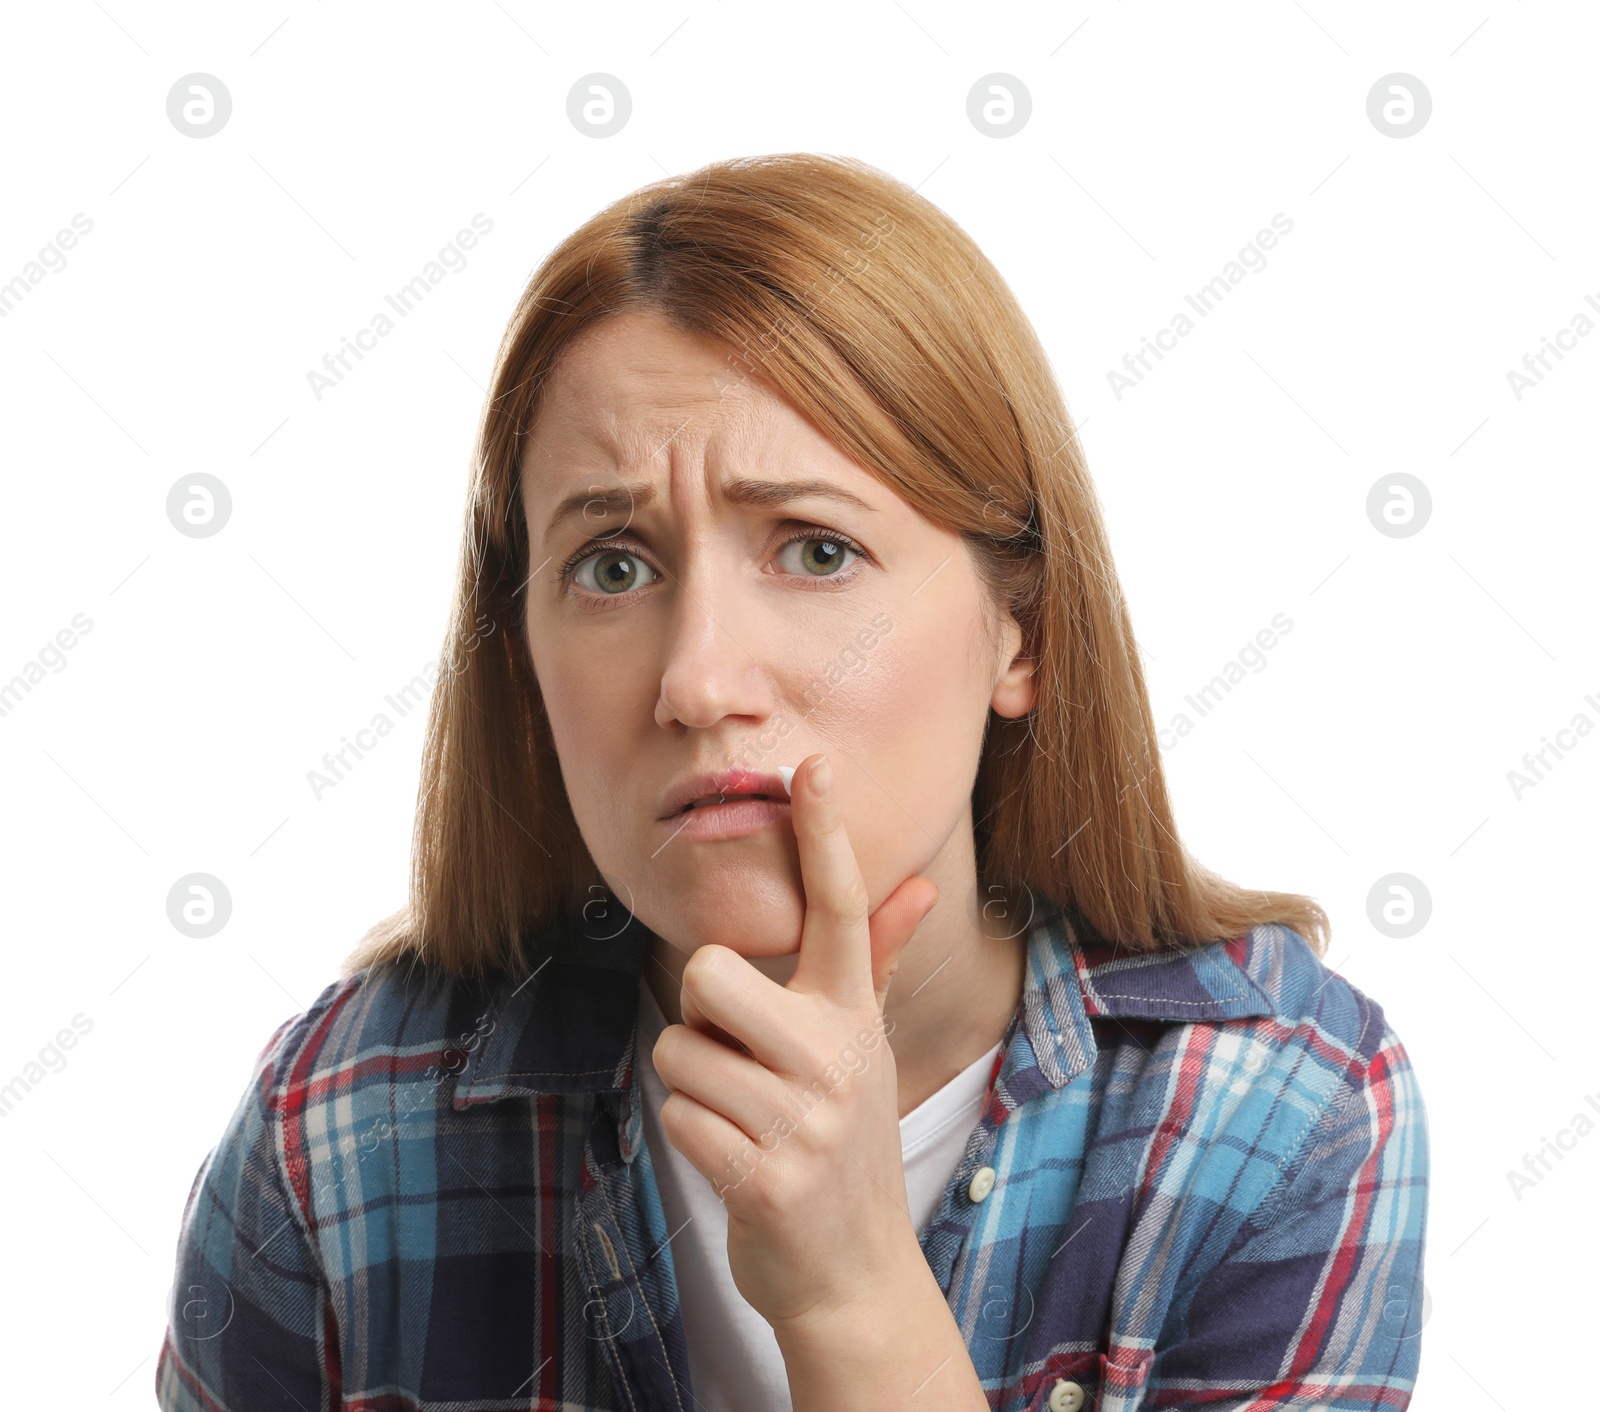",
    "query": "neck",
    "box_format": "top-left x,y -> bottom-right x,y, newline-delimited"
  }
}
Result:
874,876 -> 1031,1113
